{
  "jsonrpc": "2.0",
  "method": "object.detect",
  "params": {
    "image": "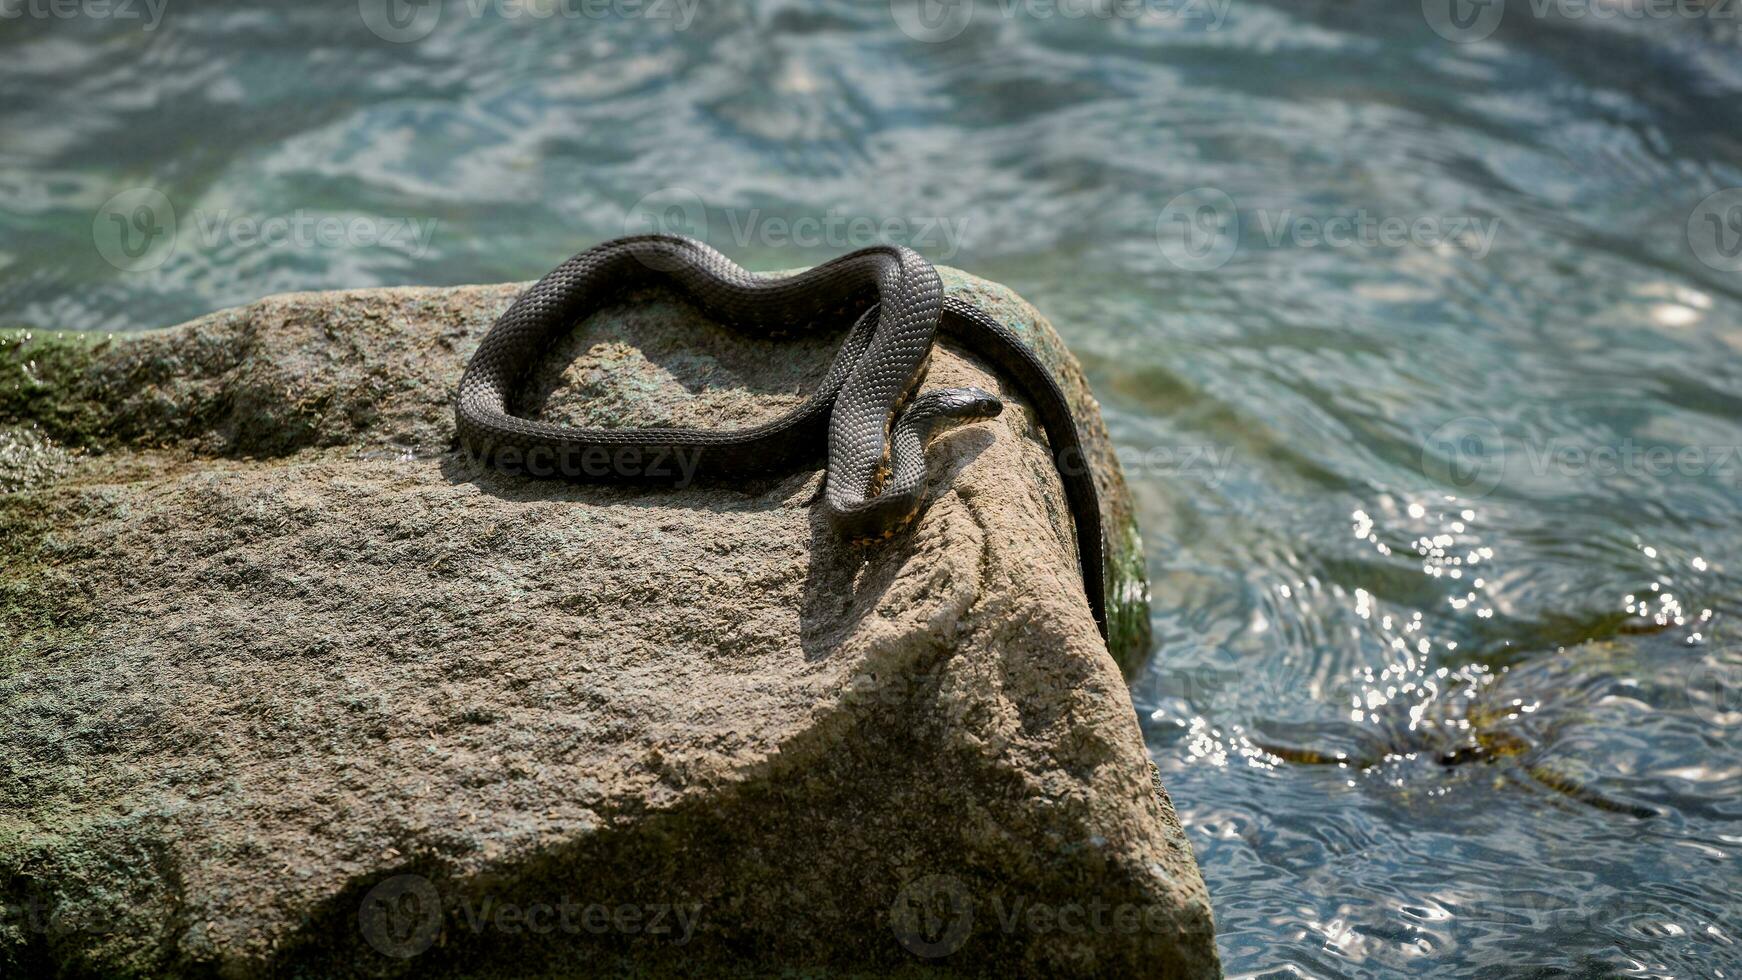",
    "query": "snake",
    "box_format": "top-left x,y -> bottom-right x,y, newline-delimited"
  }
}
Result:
454,234 -> 1107,639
